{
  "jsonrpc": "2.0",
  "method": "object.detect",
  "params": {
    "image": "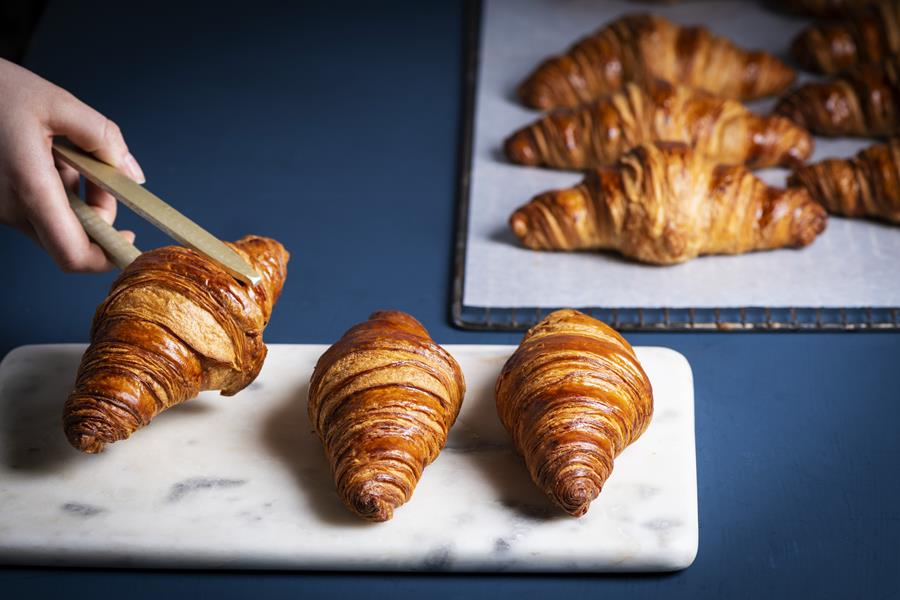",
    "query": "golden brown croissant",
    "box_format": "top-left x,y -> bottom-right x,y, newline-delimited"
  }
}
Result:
509,141 -> 827,265
64,236 -> 289,453
791,1 -> 900,74
518,13 -> 795,110
774,59 -> 900,137
788,137 -> 900,223
307,311 -> 465,522
506,80 -> 813,170
495,309 -> 653,517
